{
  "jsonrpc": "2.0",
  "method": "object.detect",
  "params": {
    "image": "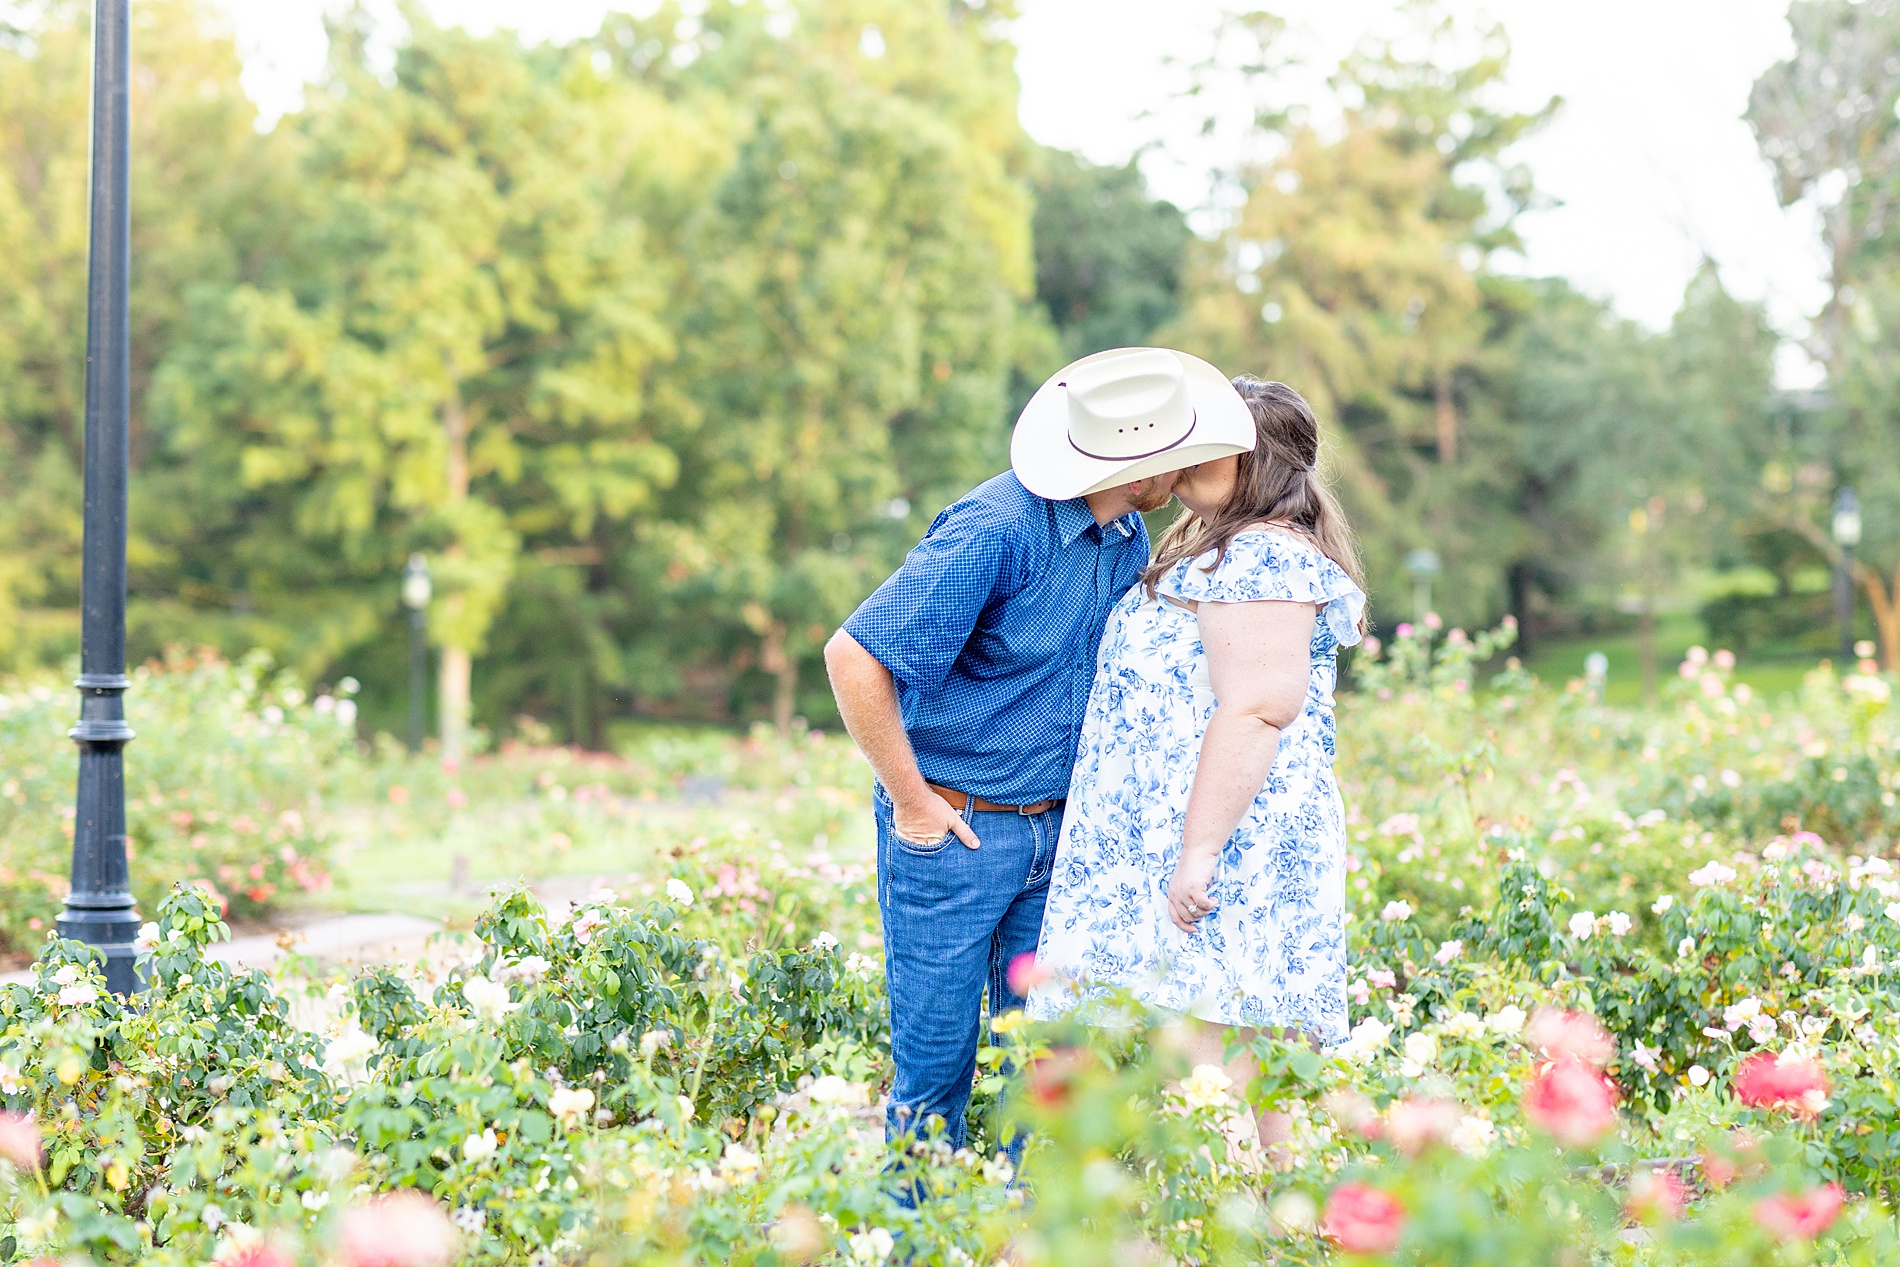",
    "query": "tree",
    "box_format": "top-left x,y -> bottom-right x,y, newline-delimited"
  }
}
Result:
1031,149 -> 1193,359
1167,2 -> 1551,625
1749,0 -> 1900,668
0,0 -> 279,672
153,10 -> 716,756
597,0 -> 1044,734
